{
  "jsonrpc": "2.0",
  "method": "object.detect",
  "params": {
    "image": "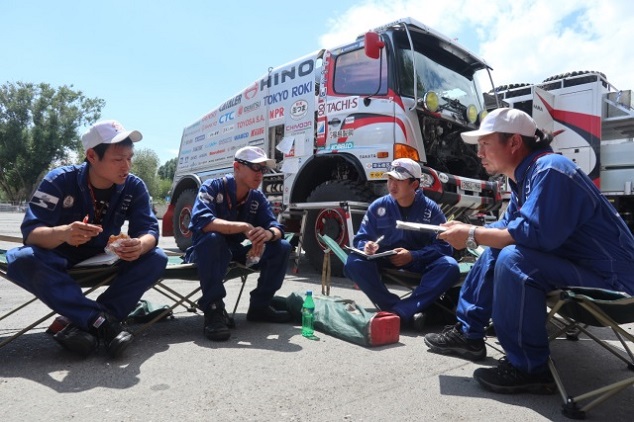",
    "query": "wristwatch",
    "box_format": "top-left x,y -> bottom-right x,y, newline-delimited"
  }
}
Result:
267,228 -> 277,242
466,226 -> 478,249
